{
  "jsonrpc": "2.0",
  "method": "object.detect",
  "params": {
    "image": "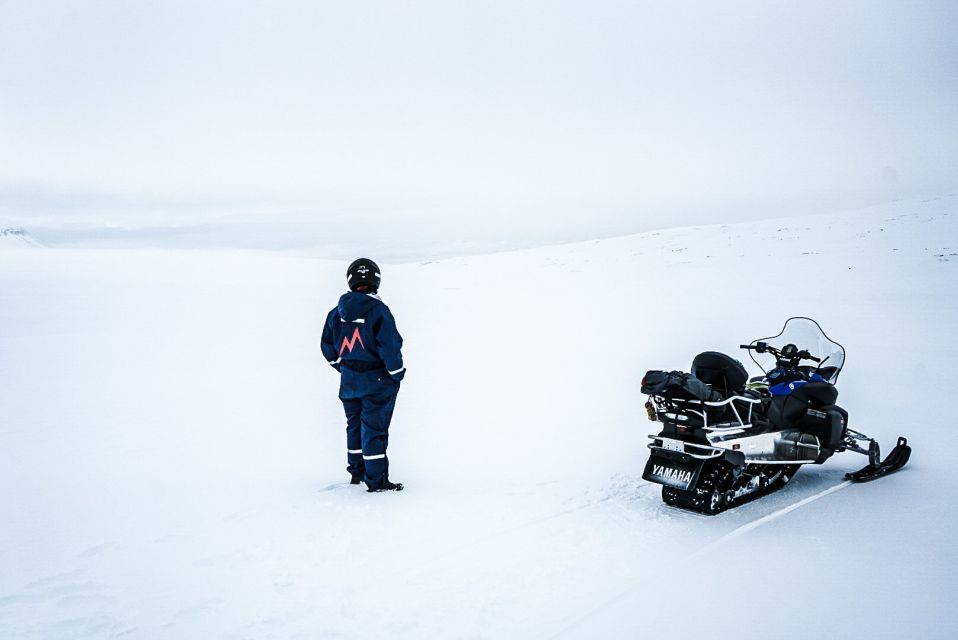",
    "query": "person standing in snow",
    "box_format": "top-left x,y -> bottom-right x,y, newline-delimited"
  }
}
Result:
321,258 -> 405,492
